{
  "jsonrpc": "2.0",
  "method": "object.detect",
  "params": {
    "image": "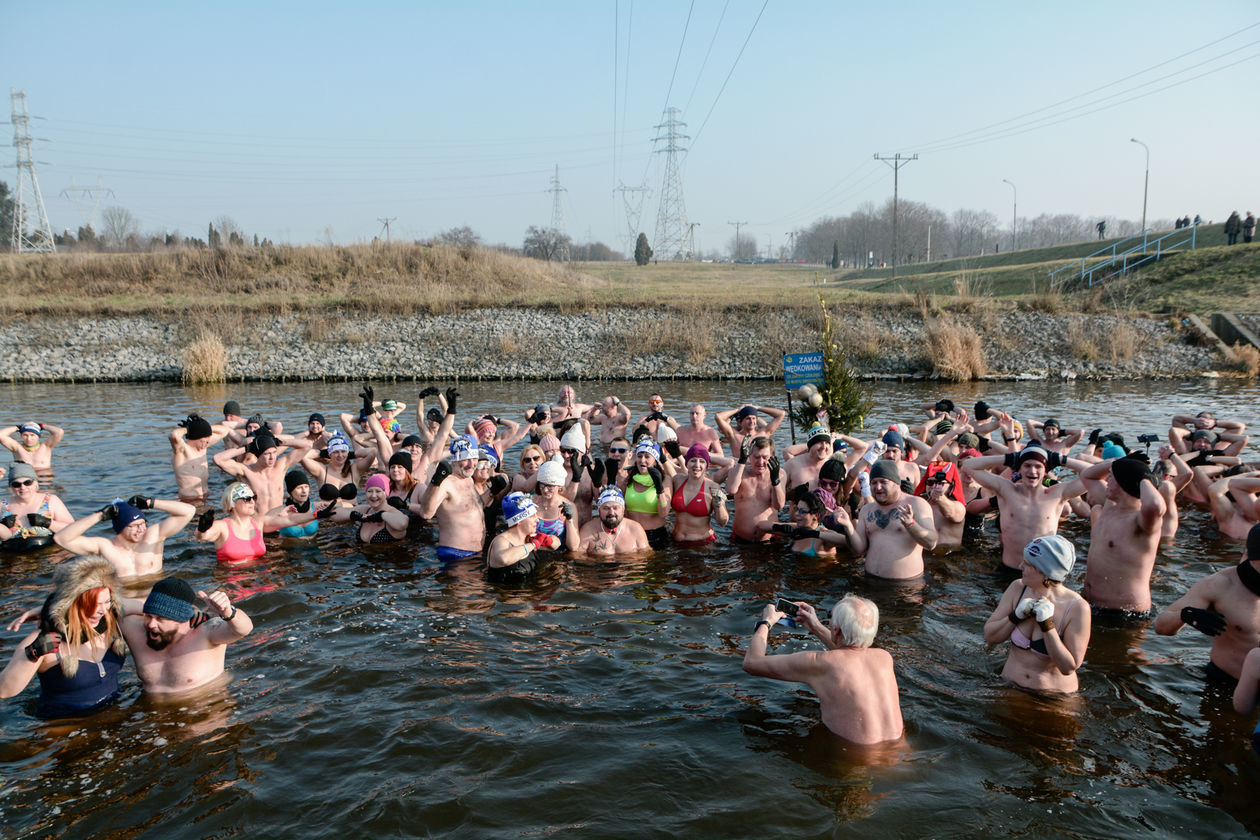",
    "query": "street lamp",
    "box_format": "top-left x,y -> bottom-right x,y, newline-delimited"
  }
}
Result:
1130,138 -> 1149,234
1002,179 -> 1017,252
